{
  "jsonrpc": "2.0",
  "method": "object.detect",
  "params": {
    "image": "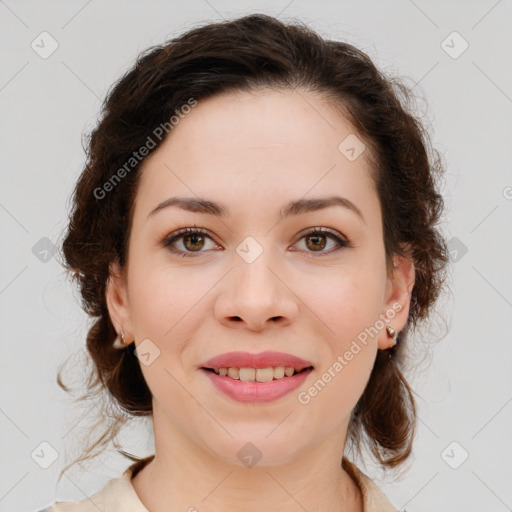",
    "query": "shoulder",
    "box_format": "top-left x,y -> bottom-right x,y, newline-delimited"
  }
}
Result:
38,456 -> 153,512
36,483 -> 109,512
342,457 -> 399,512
